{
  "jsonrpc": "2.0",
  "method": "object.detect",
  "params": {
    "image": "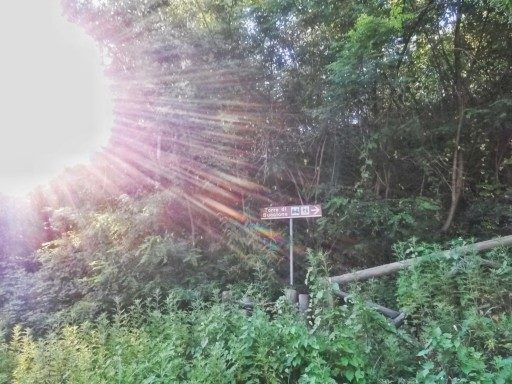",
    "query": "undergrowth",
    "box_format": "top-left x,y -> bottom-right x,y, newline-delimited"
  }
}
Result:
1,243 -> 511,383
